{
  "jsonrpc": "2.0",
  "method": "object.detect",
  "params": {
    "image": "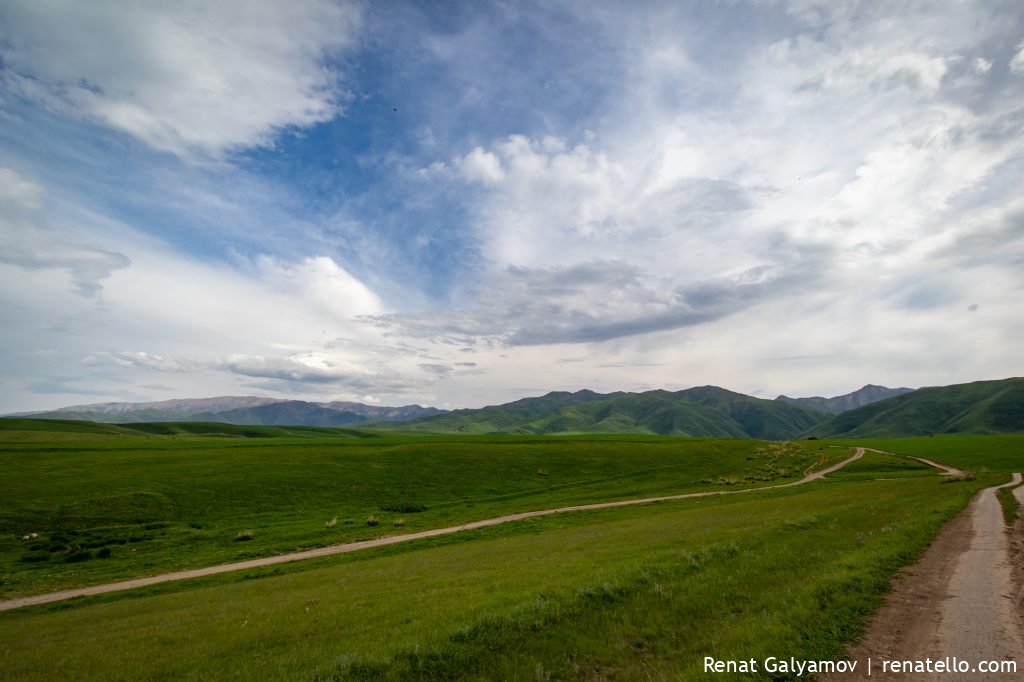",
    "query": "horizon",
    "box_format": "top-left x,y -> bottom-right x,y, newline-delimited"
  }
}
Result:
2,1 -> 1023,413
13,378 -> 977,414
